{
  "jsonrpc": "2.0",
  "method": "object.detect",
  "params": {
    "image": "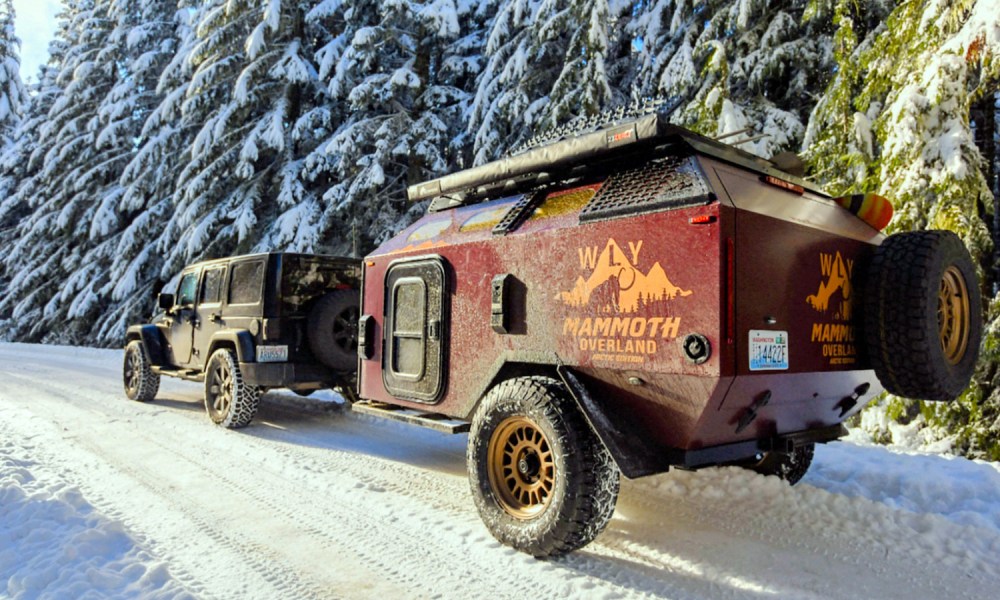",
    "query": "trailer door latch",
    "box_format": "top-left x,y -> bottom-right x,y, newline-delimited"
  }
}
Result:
491,274 -> 512,334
